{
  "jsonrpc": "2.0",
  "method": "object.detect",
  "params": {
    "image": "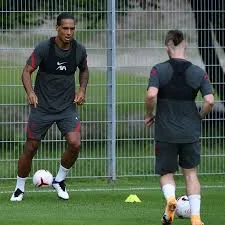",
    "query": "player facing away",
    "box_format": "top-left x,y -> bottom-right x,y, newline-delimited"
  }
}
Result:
10,12 -> 89,201
145,30 -> 214,225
